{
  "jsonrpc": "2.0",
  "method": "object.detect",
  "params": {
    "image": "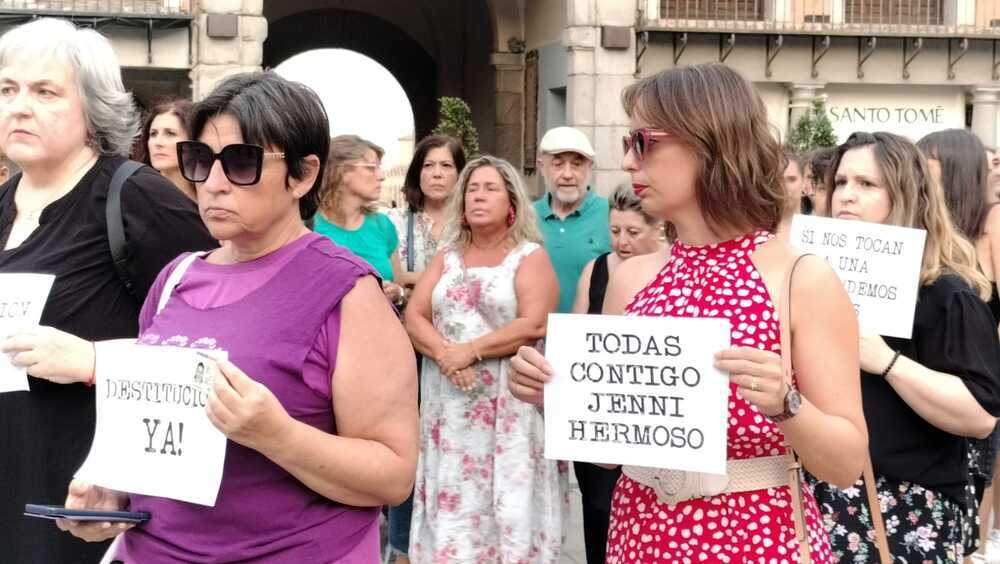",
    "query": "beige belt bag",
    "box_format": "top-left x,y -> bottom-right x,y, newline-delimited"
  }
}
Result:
622,453 -> 795,509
